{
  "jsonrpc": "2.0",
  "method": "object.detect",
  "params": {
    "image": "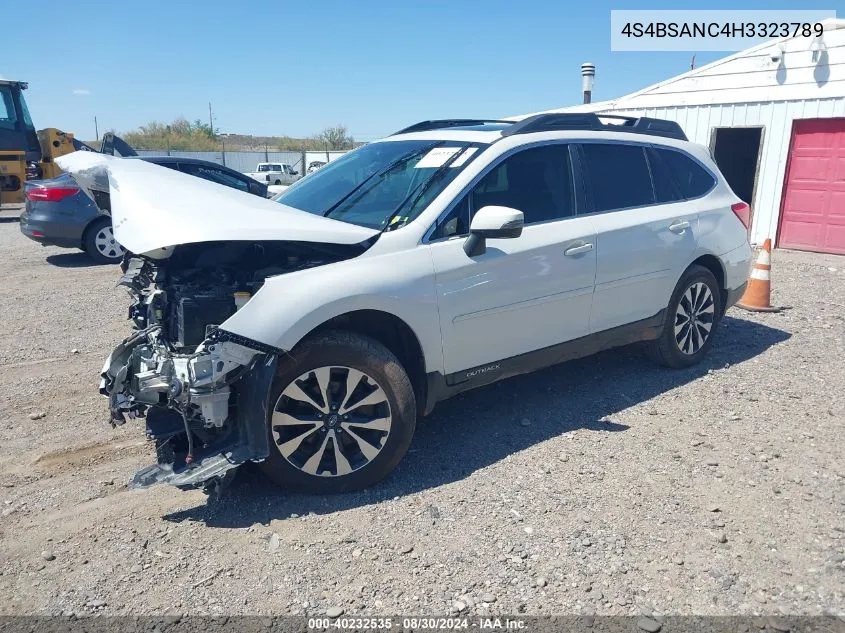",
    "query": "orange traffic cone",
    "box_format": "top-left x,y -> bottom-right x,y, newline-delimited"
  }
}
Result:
735,239 -> 780,312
